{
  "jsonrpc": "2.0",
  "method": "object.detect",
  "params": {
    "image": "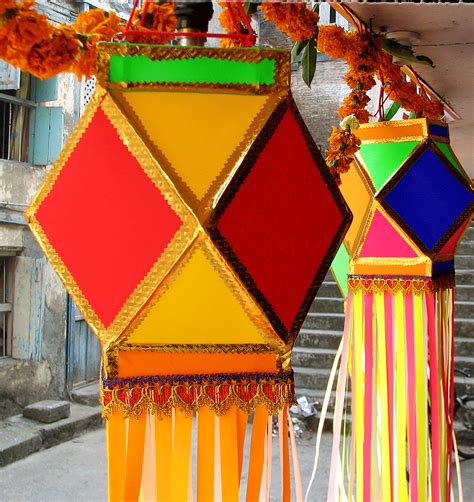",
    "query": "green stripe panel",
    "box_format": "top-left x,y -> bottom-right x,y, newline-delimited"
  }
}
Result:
330,244 -> 350,299
435,142 -> 463,175
109,55 -> 276,86
359,141 -> 420,191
